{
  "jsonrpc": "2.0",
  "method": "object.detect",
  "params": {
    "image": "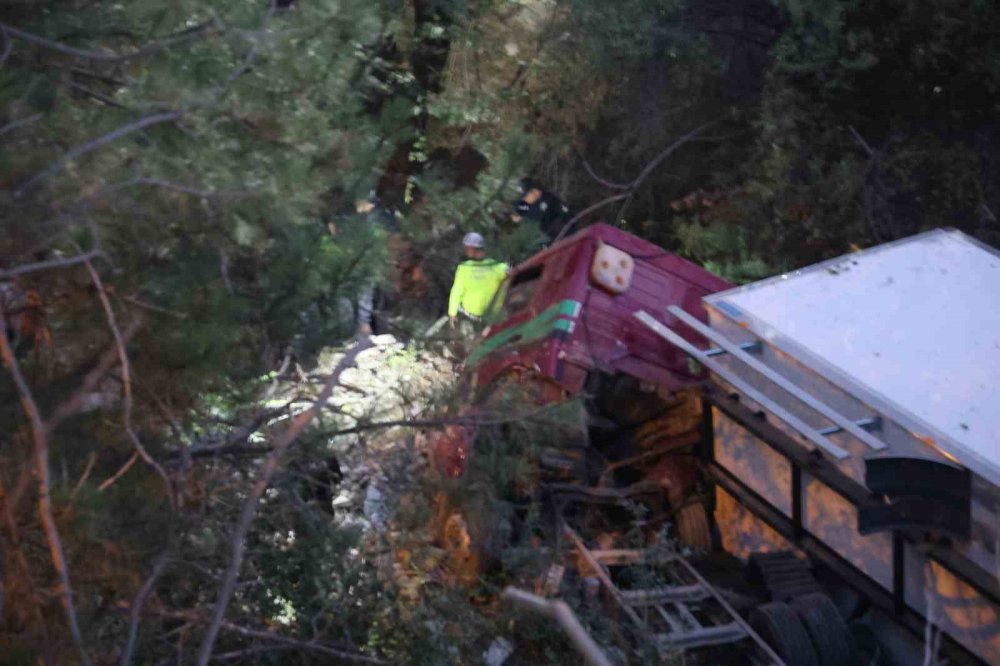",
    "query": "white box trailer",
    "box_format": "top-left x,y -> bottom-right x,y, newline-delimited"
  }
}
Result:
637,228 -> 1000,665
